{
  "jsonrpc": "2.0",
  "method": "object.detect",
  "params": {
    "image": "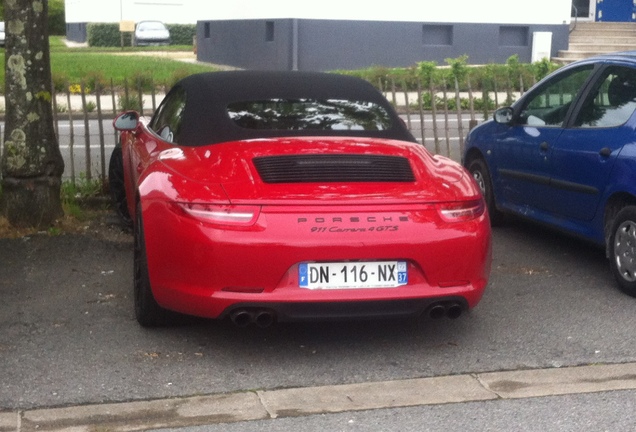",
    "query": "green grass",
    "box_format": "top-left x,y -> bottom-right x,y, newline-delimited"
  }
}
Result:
60,174 -> 107,220
51,52 -> 216,86
0,36 -> 218,93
